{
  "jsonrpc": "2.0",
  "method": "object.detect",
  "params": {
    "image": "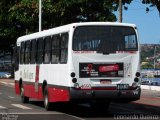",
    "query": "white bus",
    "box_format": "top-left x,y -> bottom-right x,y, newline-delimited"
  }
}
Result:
14,22 -> 141,110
